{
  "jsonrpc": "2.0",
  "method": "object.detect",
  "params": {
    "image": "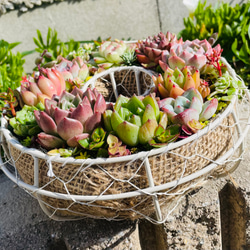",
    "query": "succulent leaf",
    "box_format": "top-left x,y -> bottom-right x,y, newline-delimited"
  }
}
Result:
116,121 -> 139,146
84,111 -> 102,133
142,94 -> 160,121
111,110 -> 124,132
172,108 -> 200,126
138,119 -> 158,144
199,98 -> 218,121
103,110 -> 113,132
37,133 -> 65,150
37,75 -> 57,98
39,111 -> 58,135
142,104 -> 156,124
57,117 -> 83,141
